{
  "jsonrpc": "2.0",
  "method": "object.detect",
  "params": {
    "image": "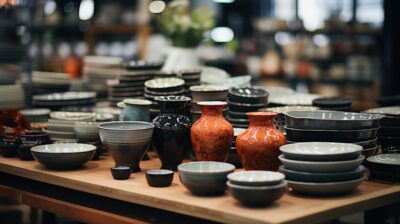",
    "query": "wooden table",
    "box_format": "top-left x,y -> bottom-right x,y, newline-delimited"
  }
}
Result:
0,156 -> 399,224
